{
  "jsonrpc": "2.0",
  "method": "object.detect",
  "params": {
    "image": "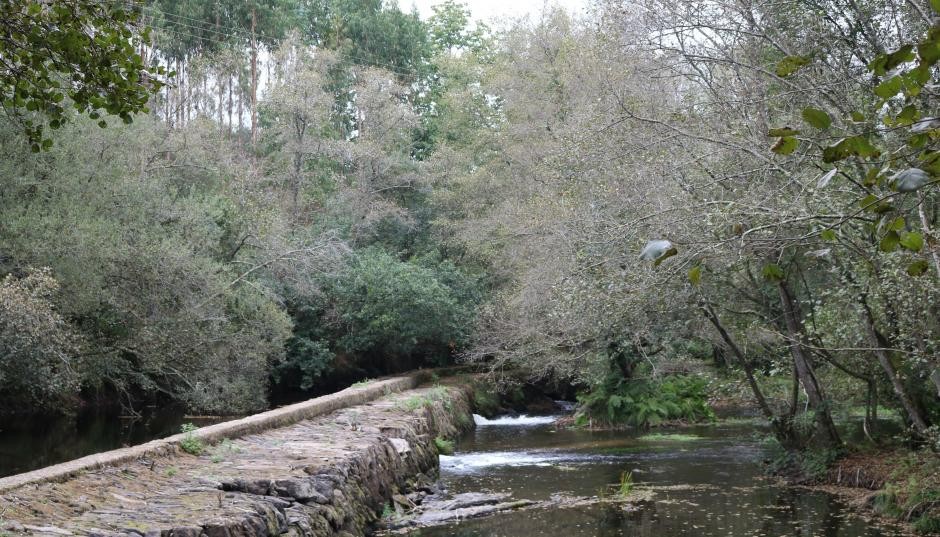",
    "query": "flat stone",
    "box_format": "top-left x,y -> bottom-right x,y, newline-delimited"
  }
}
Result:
388,438 -> 410,455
